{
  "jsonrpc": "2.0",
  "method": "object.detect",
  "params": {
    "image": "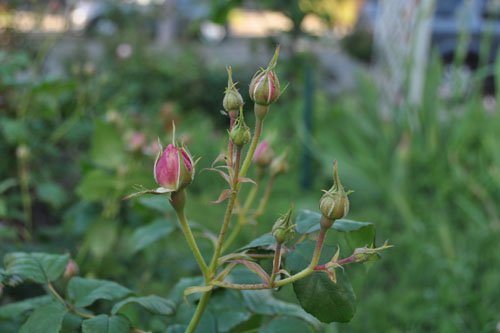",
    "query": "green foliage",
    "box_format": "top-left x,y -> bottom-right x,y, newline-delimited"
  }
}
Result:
81,315 -> 131,333
288,242 -> 356,323
2,252 -> 70,284
111,296 -> 175,316
68,277 -> 132,307
19,302 -> 68,333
